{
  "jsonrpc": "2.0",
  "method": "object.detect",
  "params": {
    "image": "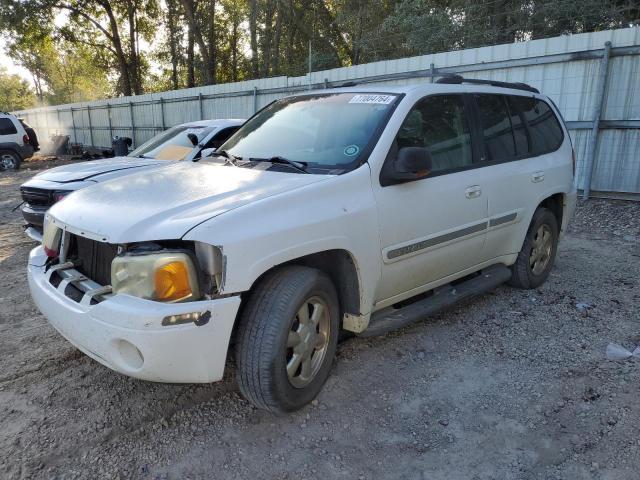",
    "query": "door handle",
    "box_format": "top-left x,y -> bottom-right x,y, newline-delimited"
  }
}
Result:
465,185 -> 482,199
532,171 -> 545,183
